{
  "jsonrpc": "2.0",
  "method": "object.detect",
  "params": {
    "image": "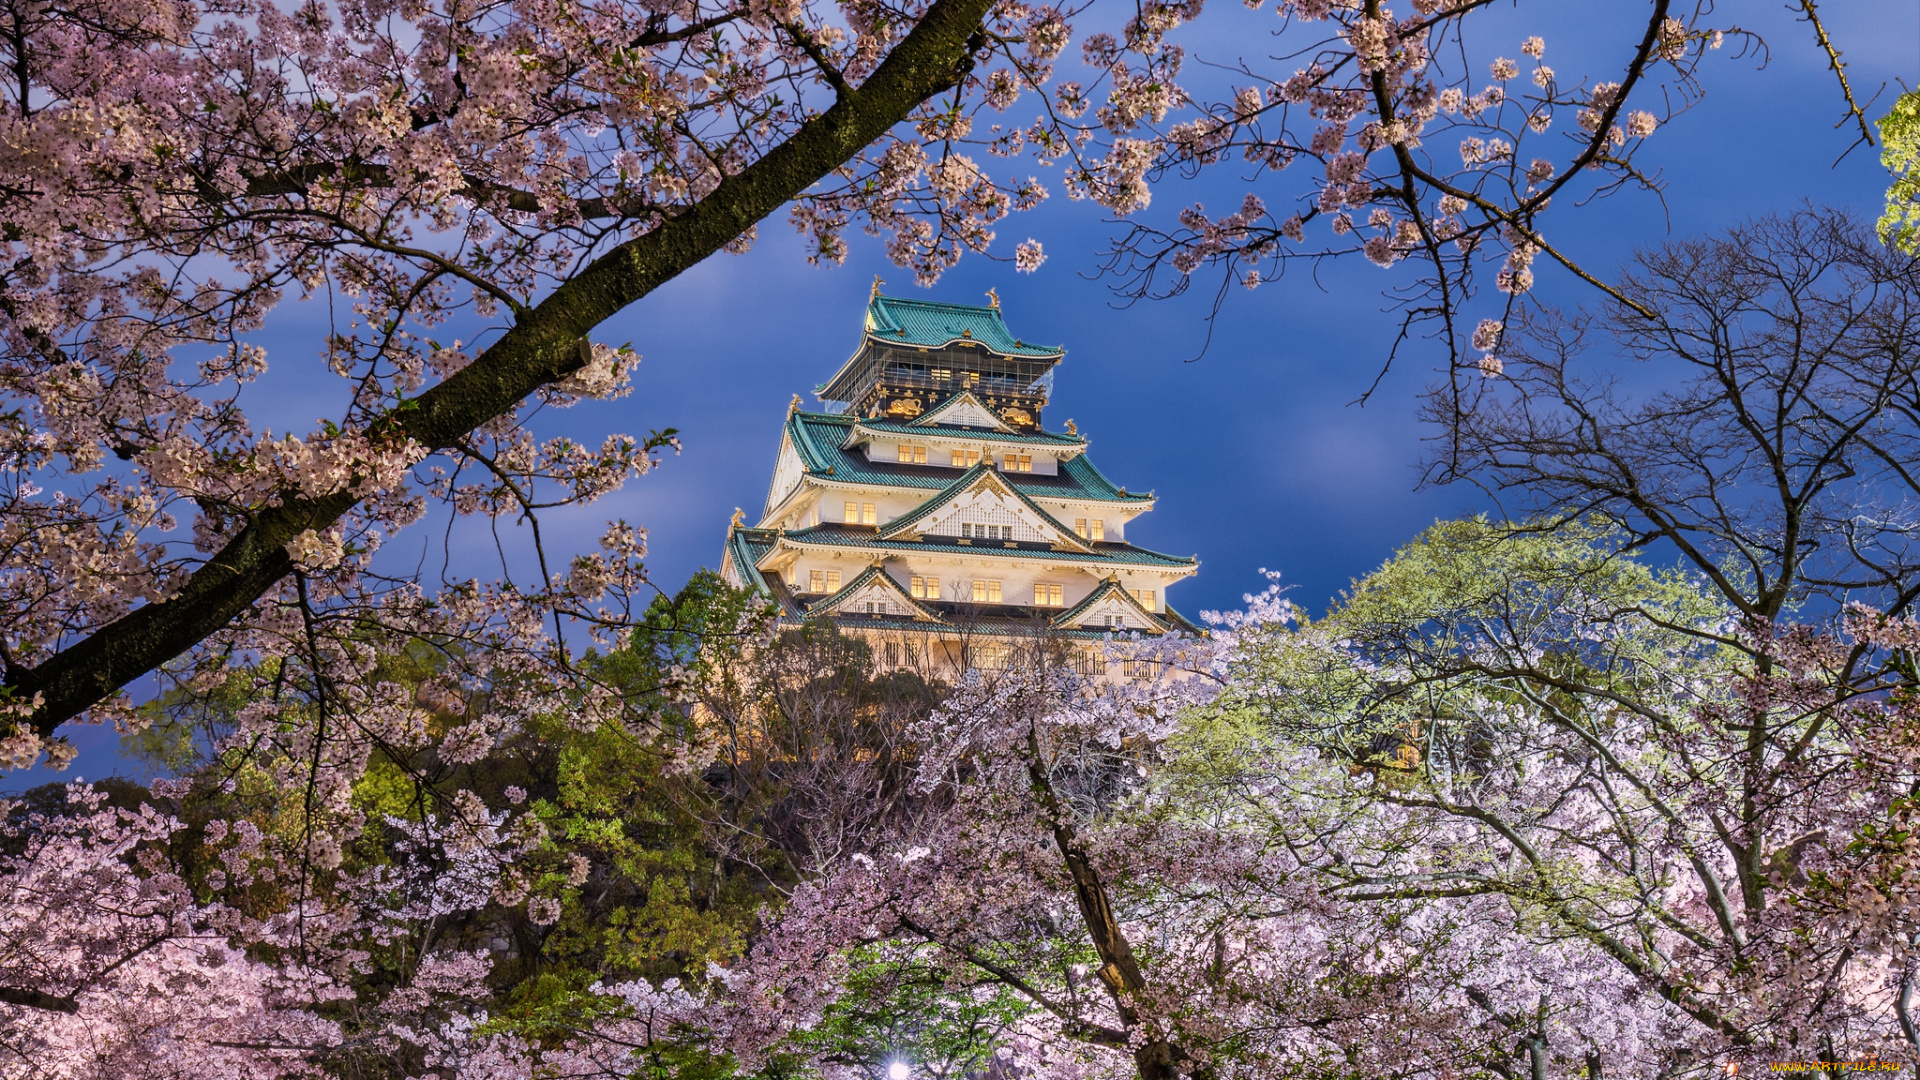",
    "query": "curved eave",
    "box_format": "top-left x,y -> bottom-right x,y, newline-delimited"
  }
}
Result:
764,528 -> 1199,574
1051,576 -> 1170,634
800,563 -> 951,624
